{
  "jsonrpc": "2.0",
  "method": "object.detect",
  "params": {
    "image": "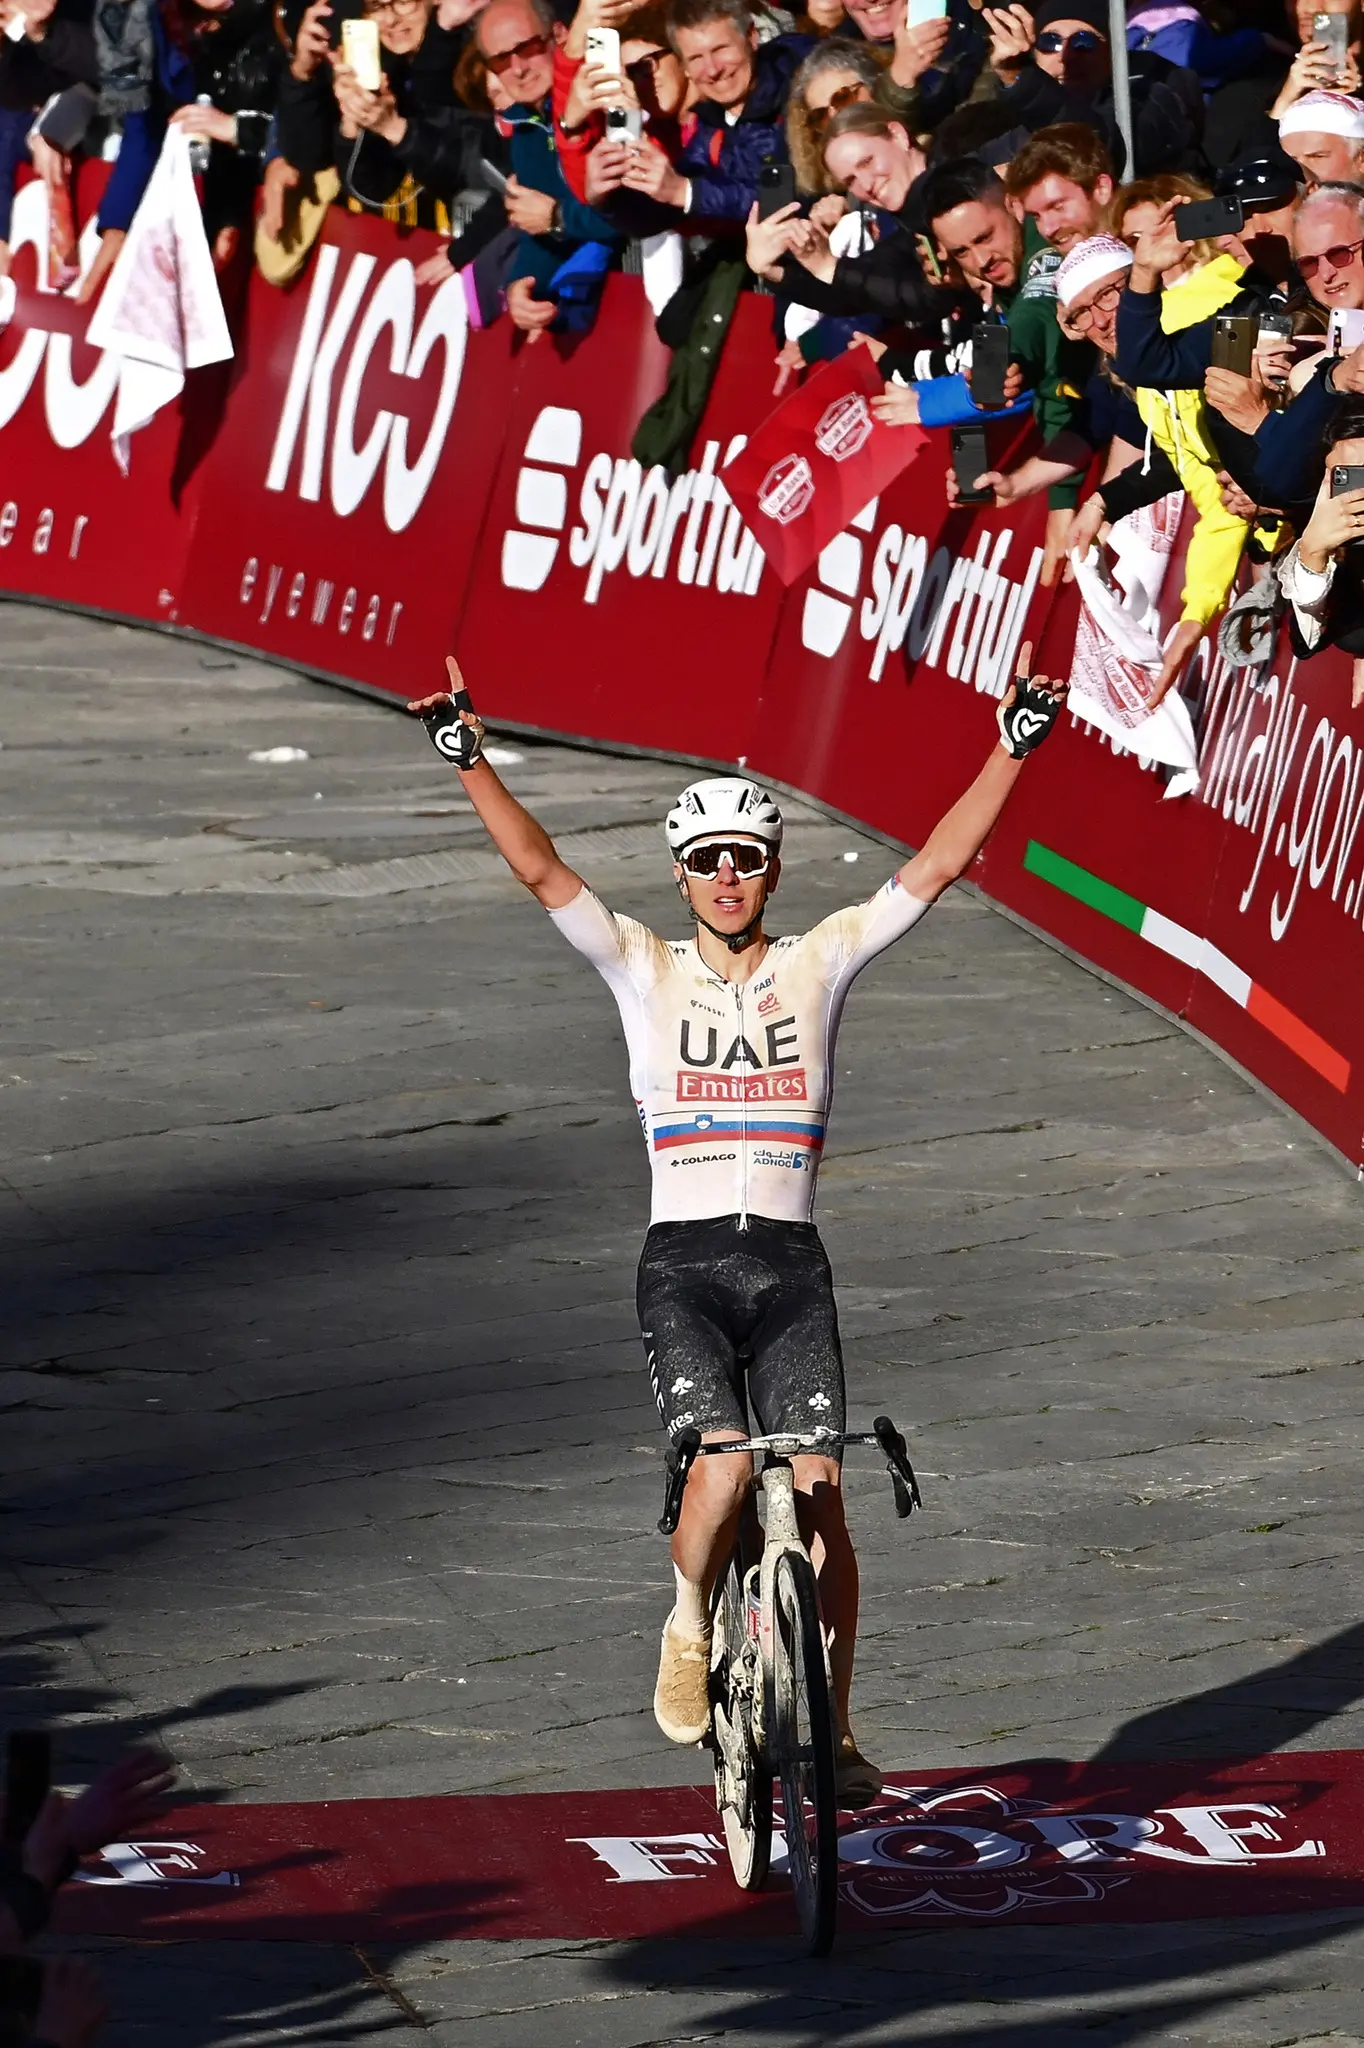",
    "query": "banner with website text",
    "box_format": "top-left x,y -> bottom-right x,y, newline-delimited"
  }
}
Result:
2,173 -> 1362,1166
